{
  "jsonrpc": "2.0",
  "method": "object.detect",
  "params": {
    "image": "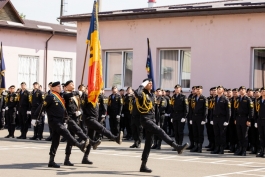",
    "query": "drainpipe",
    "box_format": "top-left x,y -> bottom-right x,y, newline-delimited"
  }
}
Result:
44,32 -> 55,92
